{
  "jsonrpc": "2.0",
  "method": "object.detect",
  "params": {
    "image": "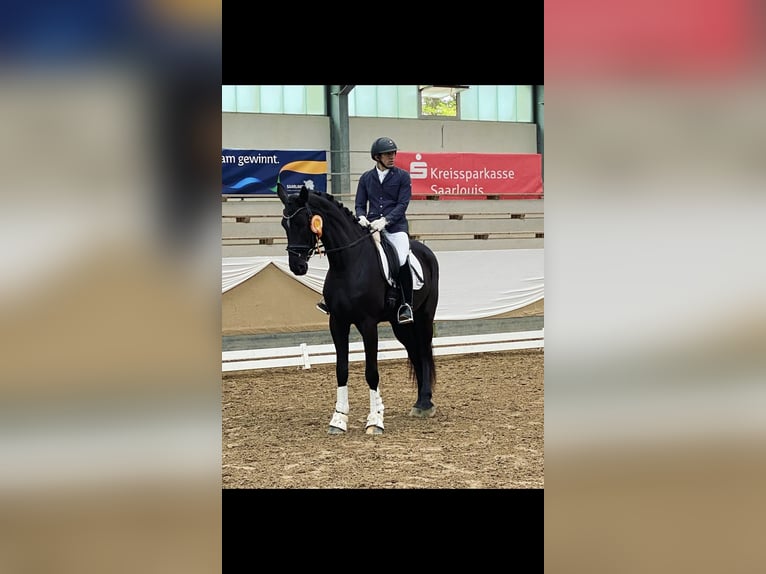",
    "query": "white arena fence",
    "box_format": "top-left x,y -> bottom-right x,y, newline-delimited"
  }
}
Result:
222,329 -> 544,372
